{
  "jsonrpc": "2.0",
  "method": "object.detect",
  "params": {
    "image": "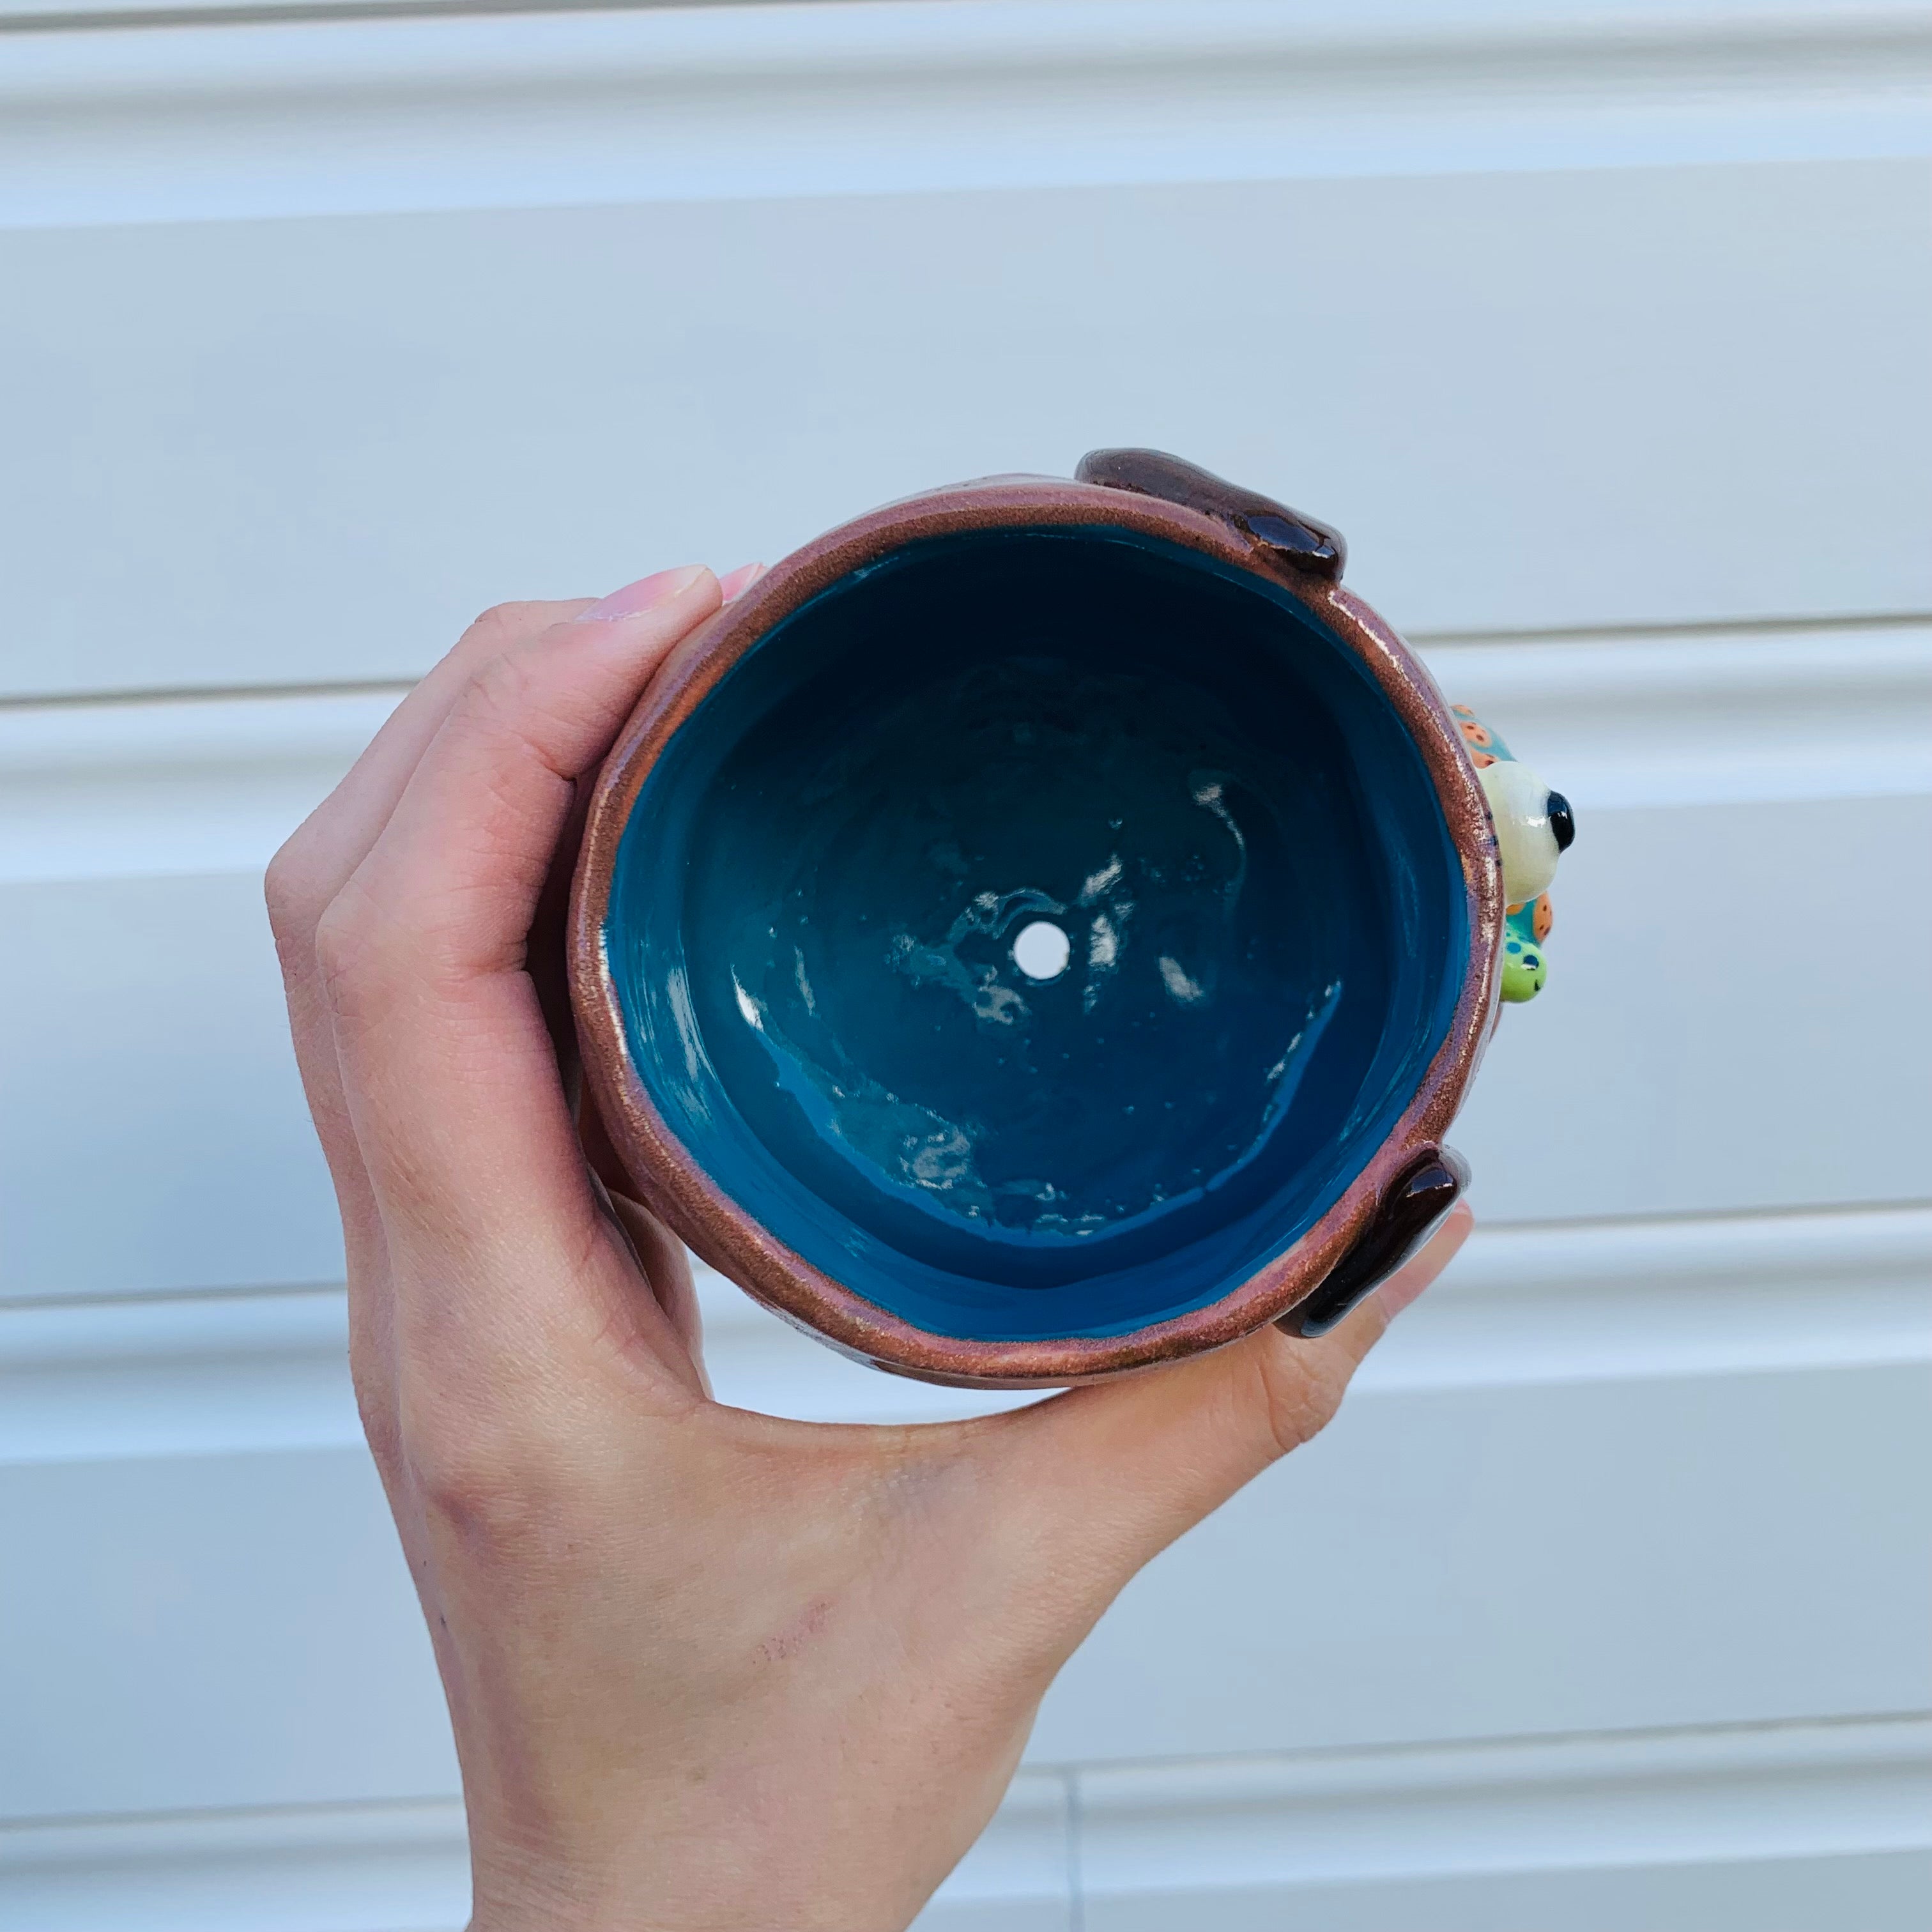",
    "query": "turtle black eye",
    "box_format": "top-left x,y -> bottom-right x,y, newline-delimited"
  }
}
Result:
1545,791 -> 1575,852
